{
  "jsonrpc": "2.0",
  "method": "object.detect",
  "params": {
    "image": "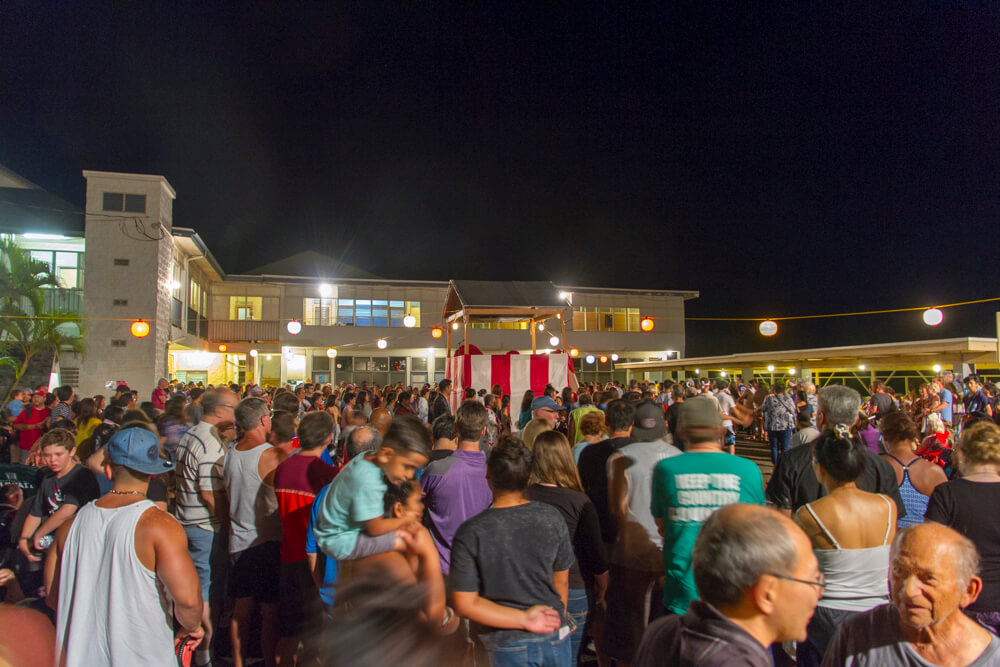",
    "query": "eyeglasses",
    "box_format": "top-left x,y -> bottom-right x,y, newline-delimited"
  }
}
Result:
766,571 -> 826,592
